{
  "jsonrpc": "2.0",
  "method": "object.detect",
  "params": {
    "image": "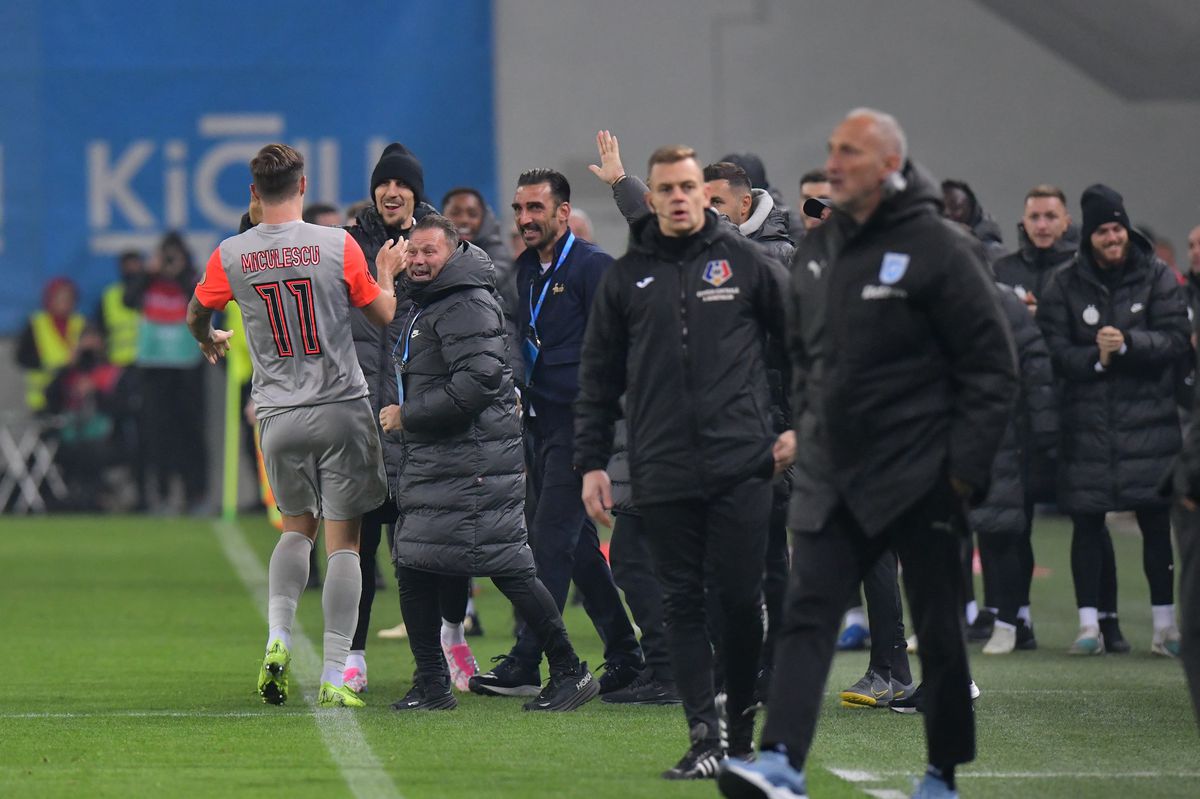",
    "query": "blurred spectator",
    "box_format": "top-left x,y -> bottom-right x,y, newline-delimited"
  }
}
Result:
97,250 -> 144,368
16,277 -> 85,414
441,186 -> 519,336
720,150 -> 797,236
345,199 -> 372,227
569,207 -> 594,241
508,218 -> 525,258
1187,224 -> 1200,325
303,202 -> 342,226
797,169 -> 832,237
942,179 -> 1005,263
125,231 -> 208,513
44,324 -> 136,511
